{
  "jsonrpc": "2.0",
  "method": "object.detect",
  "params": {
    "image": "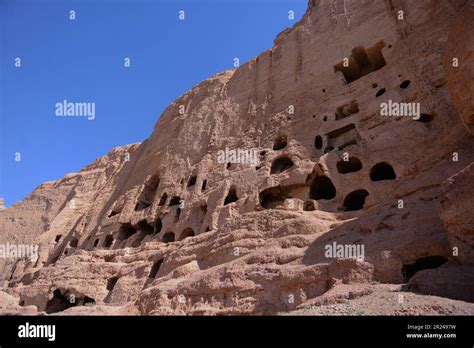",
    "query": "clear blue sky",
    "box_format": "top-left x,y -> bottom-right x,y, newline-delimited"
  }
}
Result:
0,0 -> 307,207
